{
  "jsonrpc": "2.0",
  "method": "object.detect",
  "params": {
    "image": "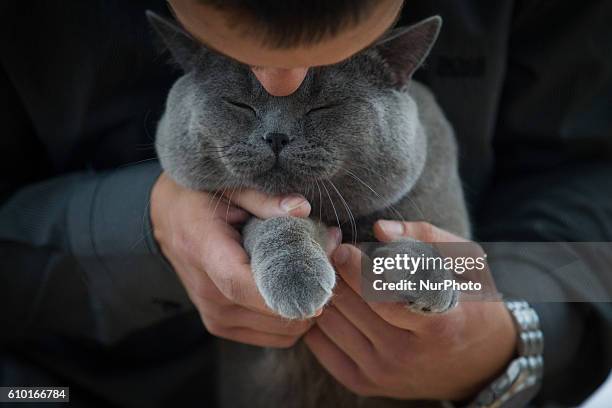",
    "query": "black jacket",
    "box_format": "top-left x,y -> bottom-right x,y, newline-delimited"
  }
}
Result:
0,0 -> 610,406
